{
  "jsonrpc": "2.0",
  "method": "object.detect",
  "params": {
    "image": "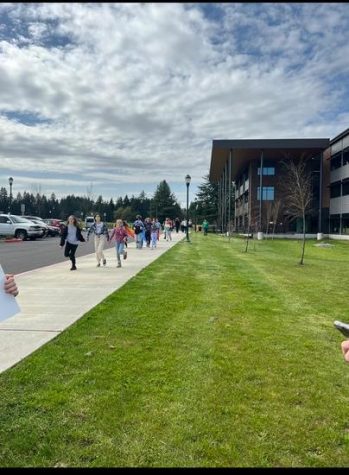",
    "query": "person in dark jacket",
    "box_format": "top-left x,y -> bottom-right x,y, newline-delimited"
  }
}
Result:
60,215 -> 85,270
